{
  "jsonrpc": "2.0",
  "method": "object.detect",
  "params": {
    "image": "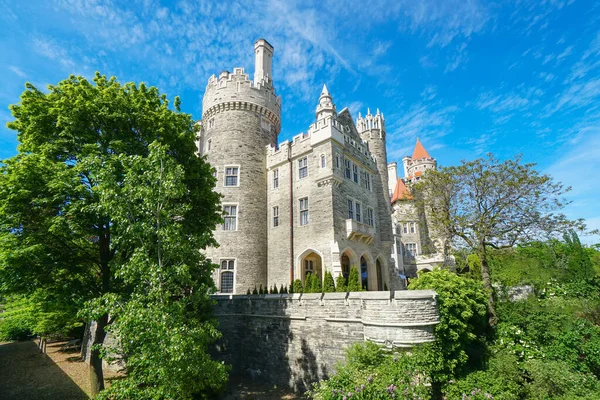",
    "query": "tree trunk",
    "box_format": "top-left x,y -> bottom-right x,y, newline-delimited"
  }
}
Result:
479,245 -> 498,326
89,314 -> 109,395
